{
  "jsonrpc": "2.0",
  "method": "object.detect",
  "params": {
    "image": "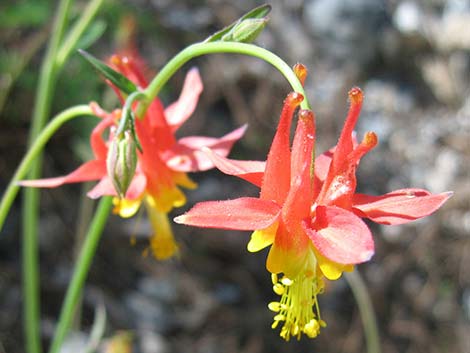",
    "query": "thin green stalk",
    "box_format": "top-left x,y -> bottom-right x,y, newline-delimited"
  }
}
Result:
71,183 -> 95,330
0,105 -> 93,231
137,41 -> 310,117
22,0 -> 105,350
48,196 -> 113,353
345,270 -> 381,353
22,0 -> 73,351
56,0 -> 106,66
